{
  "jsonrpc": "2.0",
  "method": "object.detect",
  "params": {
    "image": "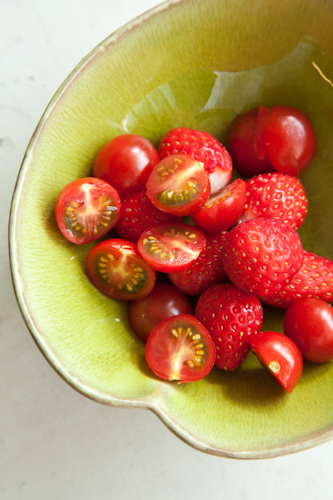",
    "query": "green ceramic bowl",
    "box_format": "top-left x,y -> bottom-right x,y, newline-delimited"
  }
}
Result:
9,0 -> 333,458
